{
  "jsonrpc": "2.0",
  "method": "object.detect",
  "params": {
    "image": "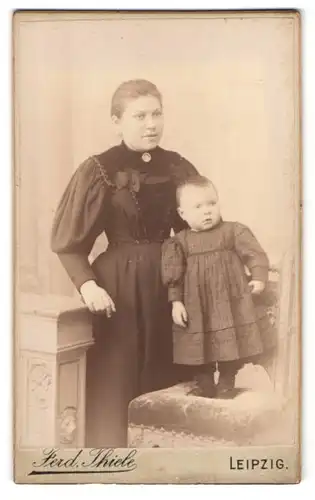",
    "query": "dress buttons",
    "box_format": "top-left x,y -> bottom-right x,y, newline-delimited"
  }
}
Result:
141,152 -> 151,163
